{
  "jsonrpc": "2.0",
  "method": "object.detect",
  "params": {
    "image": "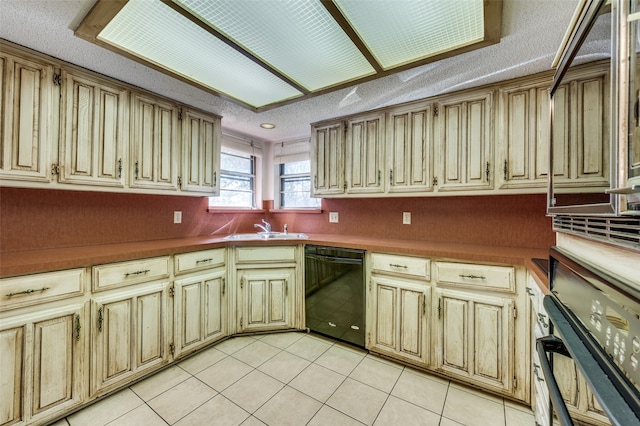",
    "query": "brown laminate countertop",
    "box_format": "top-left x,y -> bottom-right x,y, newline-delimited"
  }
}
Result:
0,234 -> 550,289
